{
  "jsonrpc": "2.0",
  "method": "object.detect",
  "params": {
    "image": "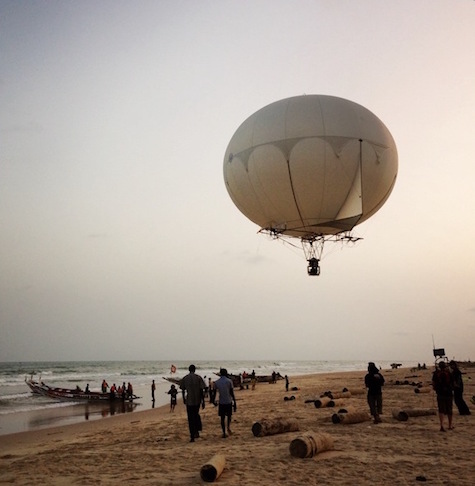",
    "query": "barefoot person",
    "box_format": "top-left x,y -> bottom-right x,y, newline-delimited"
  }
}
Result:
167,384 -> 178,412
180,365 -> 206,442
449,361 -> 471,415
213,368 -> 237,438
365,362 -> 384,424
432,361 -> 454,431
